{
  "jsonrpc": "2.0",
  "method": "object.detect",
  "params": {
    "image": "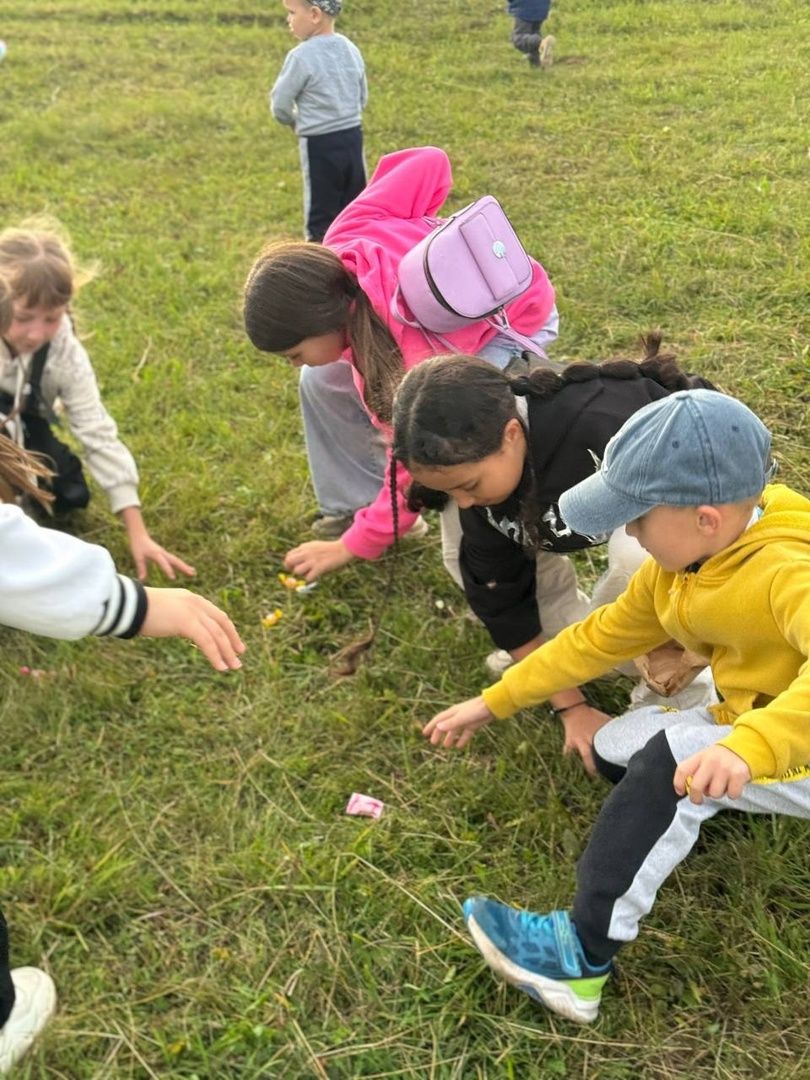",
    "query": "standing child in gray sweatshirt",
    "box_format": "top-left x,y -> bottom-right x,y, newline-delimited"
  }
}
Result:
270,0 -> 367,242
